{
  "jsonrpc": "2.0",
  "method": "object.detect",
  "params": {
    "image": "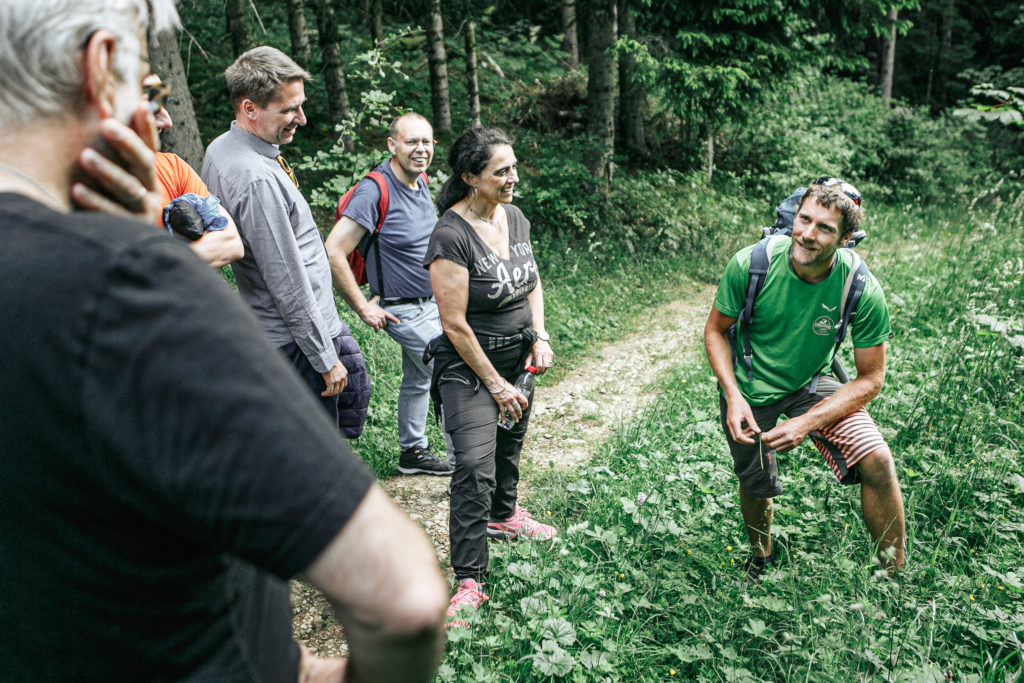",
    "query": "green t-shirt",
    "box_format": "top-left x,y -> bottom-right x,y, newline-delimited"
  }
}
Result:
714,237 -> 892,406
